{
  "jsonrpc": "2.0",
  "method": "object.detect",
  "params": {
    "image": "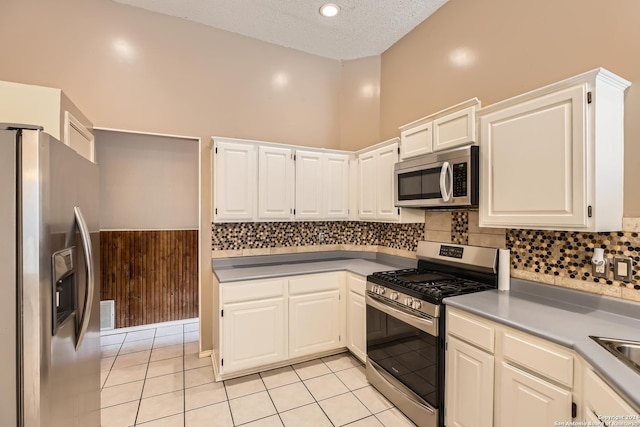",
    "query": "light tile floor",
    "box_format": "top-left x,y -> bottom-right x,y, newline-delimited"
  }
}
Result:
100,321 -> 416,427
